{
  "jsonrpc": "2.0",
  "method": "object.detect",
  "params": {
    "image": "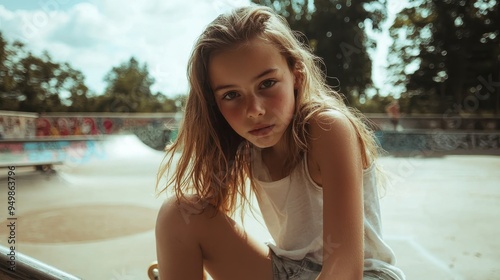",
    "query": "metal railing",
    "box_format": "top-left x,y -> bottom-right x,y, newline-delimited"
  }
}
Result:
0,245 -> 81,280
